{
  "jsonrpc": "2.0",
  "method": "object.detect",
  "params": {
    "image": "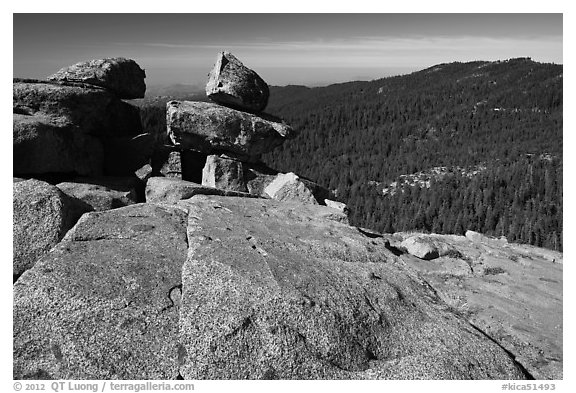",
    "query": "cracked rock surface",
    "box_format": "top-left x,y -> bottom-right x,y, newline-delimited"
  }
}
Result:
13,203 -> 189,379
177,195 -> 528,379
14,196 -> 541,380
